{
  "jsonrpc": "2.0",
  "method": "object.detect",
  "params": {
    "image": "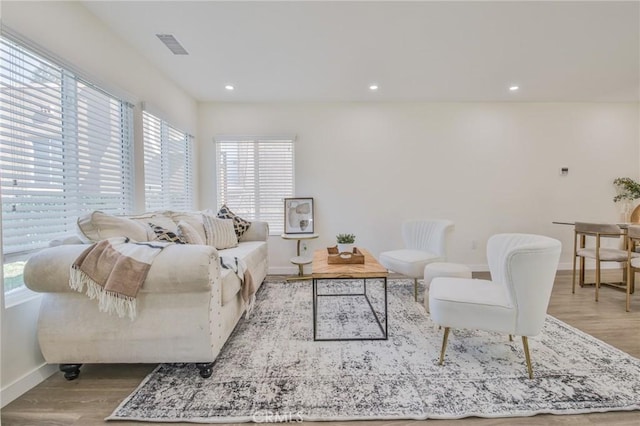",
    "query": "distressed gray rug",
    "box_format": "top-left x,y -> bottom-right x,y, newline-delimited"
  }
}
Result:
108,278 -> 640,423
